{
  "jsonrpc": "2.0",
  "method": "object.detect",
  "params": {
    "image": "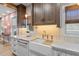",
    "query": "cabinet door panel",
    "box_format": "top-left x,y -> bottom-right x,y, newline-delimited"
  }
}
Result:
29,42 -> 52,56
33,3 -> 44,25
17,4 -> 26,27
15,45 -> 28,56
44,3 -> 56,24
